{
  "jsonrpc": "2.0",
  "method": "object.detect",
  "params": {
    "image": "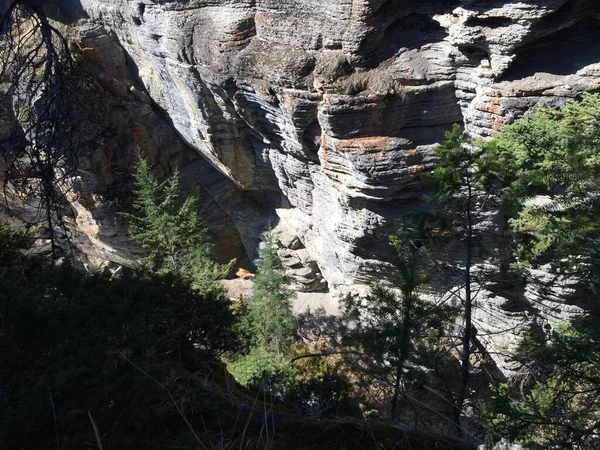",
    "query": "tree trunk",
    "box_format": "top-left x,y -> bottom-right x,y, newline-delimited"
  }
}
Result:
455,165 -> 474,441
391,259 -> 416,422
